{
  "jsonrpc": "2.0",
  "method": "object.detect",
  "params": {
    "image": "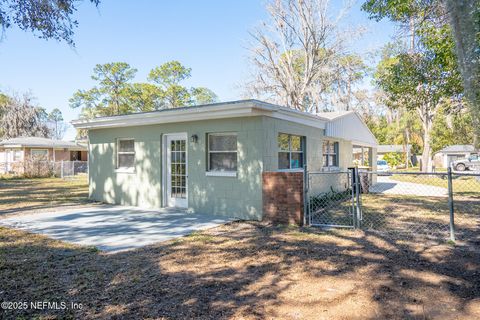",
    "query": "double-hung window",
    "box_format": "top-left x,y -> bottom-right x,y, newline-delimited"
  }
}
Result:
322,140 -> 338,167
117,139 -> 135,170
278,133 -> 304,170
31,149 -> 48,160
207,133 -> 237,172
